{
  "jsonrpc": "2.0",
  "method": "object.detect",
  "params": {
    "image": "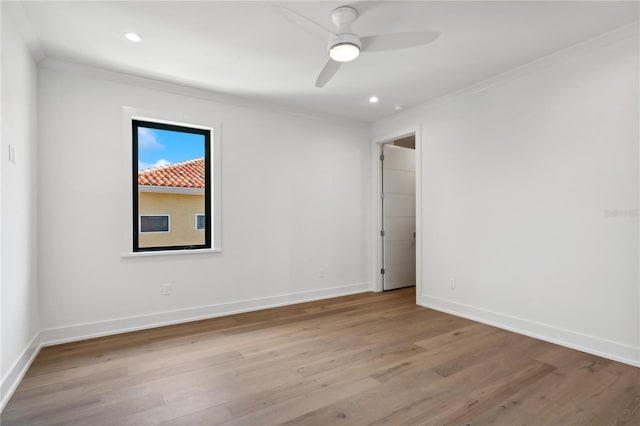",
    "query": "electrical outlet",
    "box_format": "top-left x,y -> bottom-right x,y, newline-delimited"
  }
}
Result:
162,283 -> 172,295
450,278 -> 456,289
318,267 -> 325,278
